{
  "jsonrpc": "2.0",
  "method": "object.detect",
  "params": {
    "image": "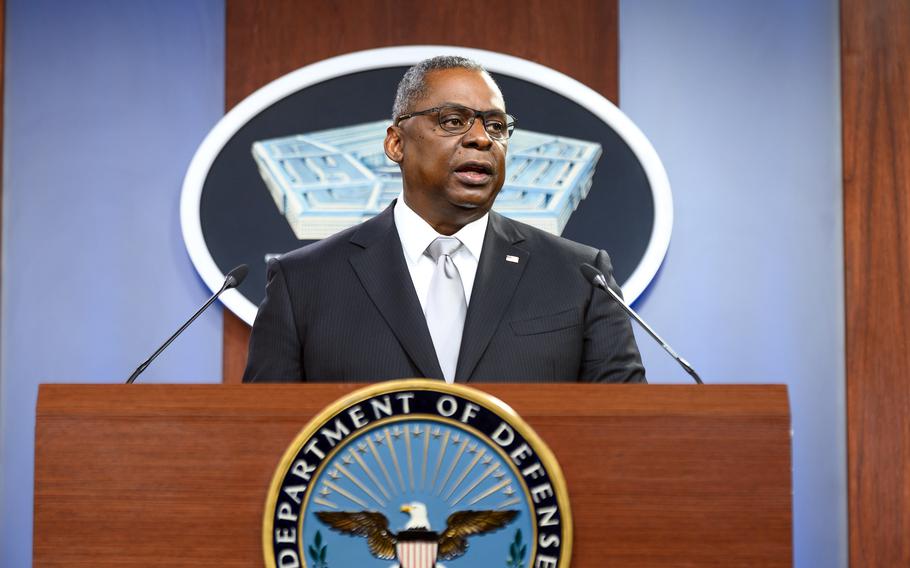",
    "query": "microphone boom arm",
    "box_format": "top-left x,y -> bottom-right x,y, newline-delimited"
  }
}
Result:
126,265 -> 248,384
581,263 -> 703,384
